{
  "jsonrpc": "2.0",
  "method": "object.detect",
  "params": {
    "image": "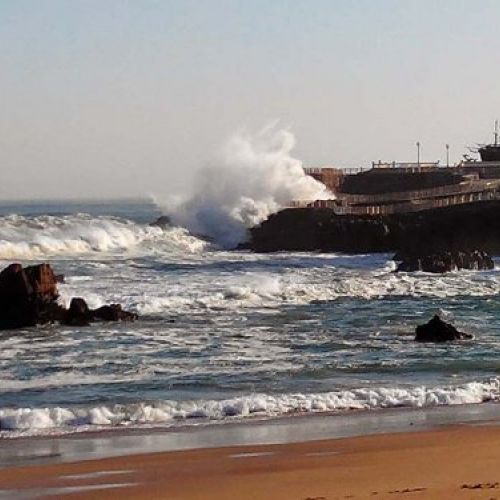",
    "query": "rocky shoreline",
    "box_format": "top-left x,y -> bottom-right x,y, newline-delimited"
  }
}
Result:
0,263 -> 137,330
245,201 -> 500,257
